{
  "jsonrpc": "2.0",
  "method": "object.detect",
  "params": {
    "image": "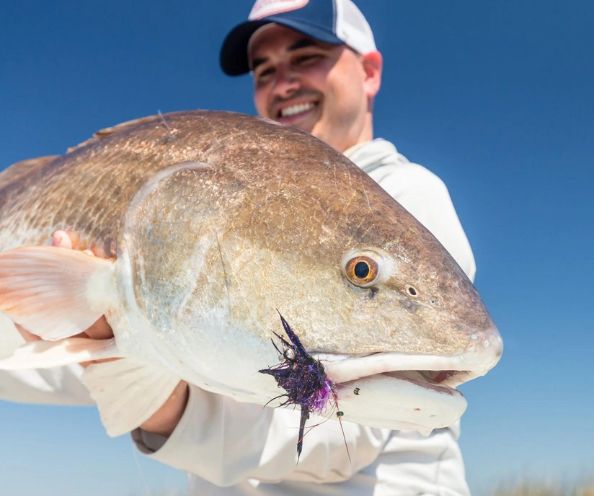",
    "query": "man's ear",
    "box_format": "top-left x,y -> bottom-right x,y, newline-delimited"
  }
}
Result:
362,51 -> 383,101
